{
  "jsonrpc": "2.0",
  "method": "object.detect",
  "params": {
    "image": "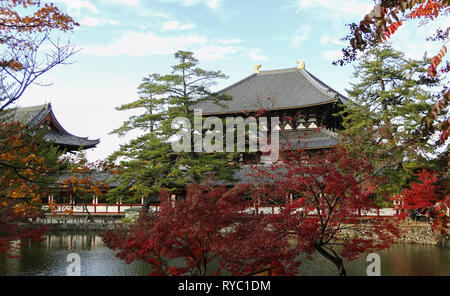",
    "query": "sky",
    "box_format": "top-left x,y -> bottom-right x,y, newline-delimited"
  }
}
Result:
16,0 -> 449,162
